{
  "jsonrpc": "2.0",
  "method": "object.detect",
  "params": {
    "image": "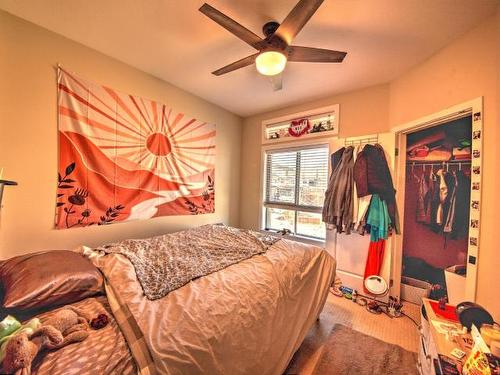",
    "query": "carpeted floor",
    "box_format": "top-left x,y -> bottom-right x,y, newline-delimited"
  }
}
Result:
312,325 -> 418,375
285,292 -> 420,374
